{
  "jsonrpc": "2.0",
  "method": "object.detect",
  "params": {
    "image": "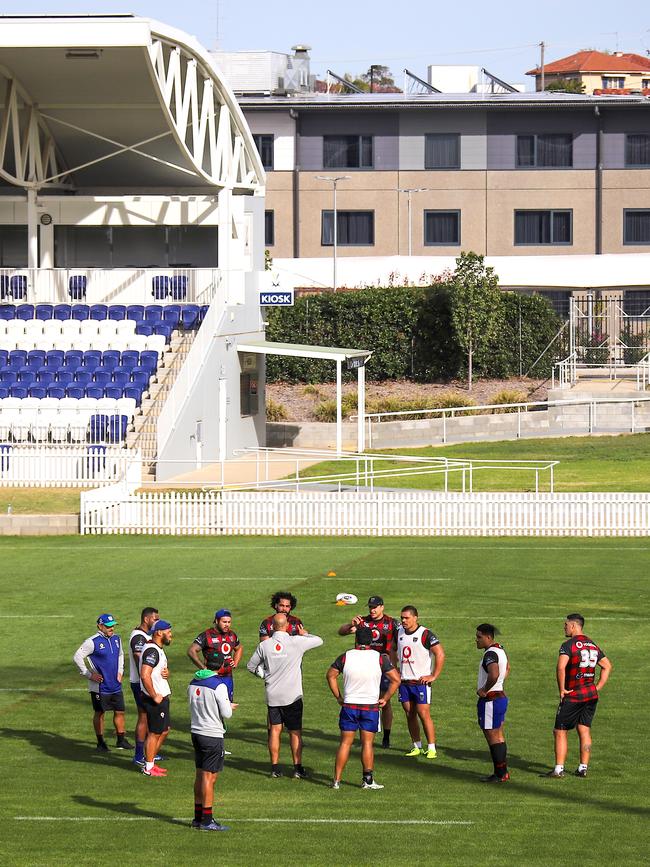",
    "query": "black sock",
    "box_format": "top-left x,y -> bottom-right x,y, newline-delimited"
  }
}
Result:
272,763 -> 281,773
294,763 -> 304,771
96,734 -> 106,746
194,804 -> 202,823
362,769 -> 373,785
382,729 -> 391,742
489,742 -> 508,777
116,733 -> 126,743
202,807 -> 213,824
